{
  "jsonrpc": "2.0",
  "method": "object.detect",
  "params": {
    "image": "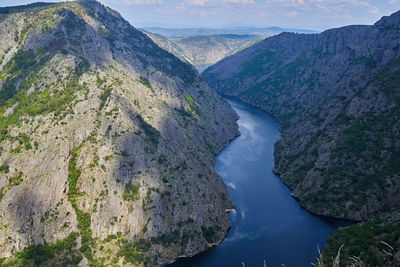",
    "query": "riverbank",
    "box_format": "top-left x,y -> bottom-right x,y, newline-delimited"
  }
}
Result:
169,97 -> 348,267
